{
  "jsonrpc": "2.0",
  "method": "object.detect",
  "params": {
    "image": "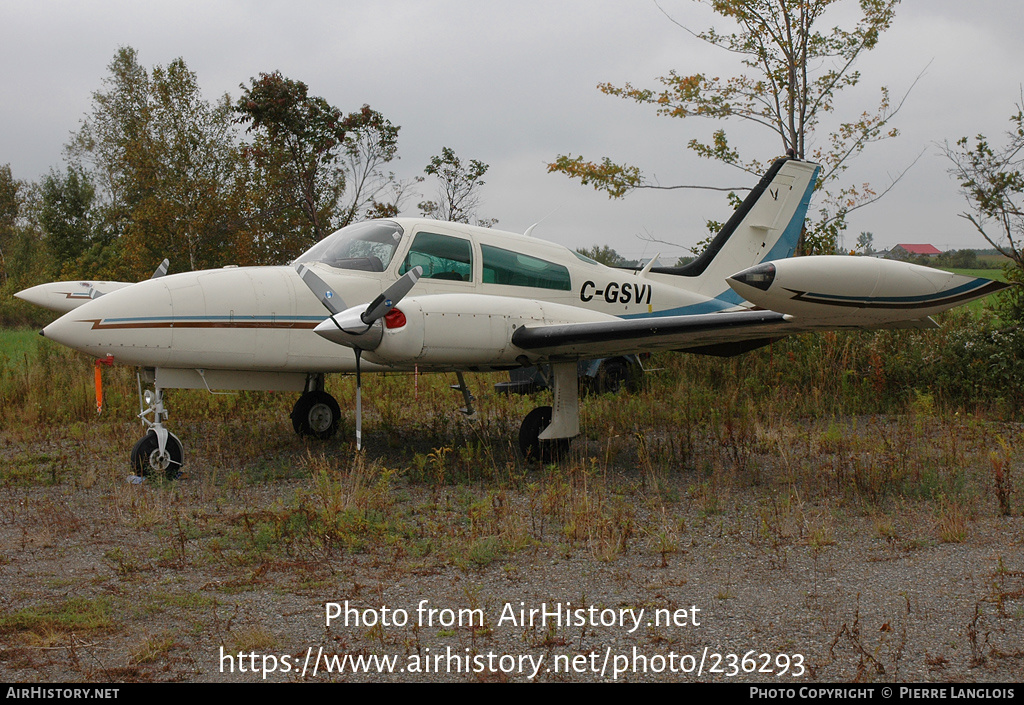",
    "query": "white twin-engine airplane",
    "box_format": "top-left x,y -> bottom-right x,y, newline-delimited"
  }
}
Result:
16,157 -> 1006,477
